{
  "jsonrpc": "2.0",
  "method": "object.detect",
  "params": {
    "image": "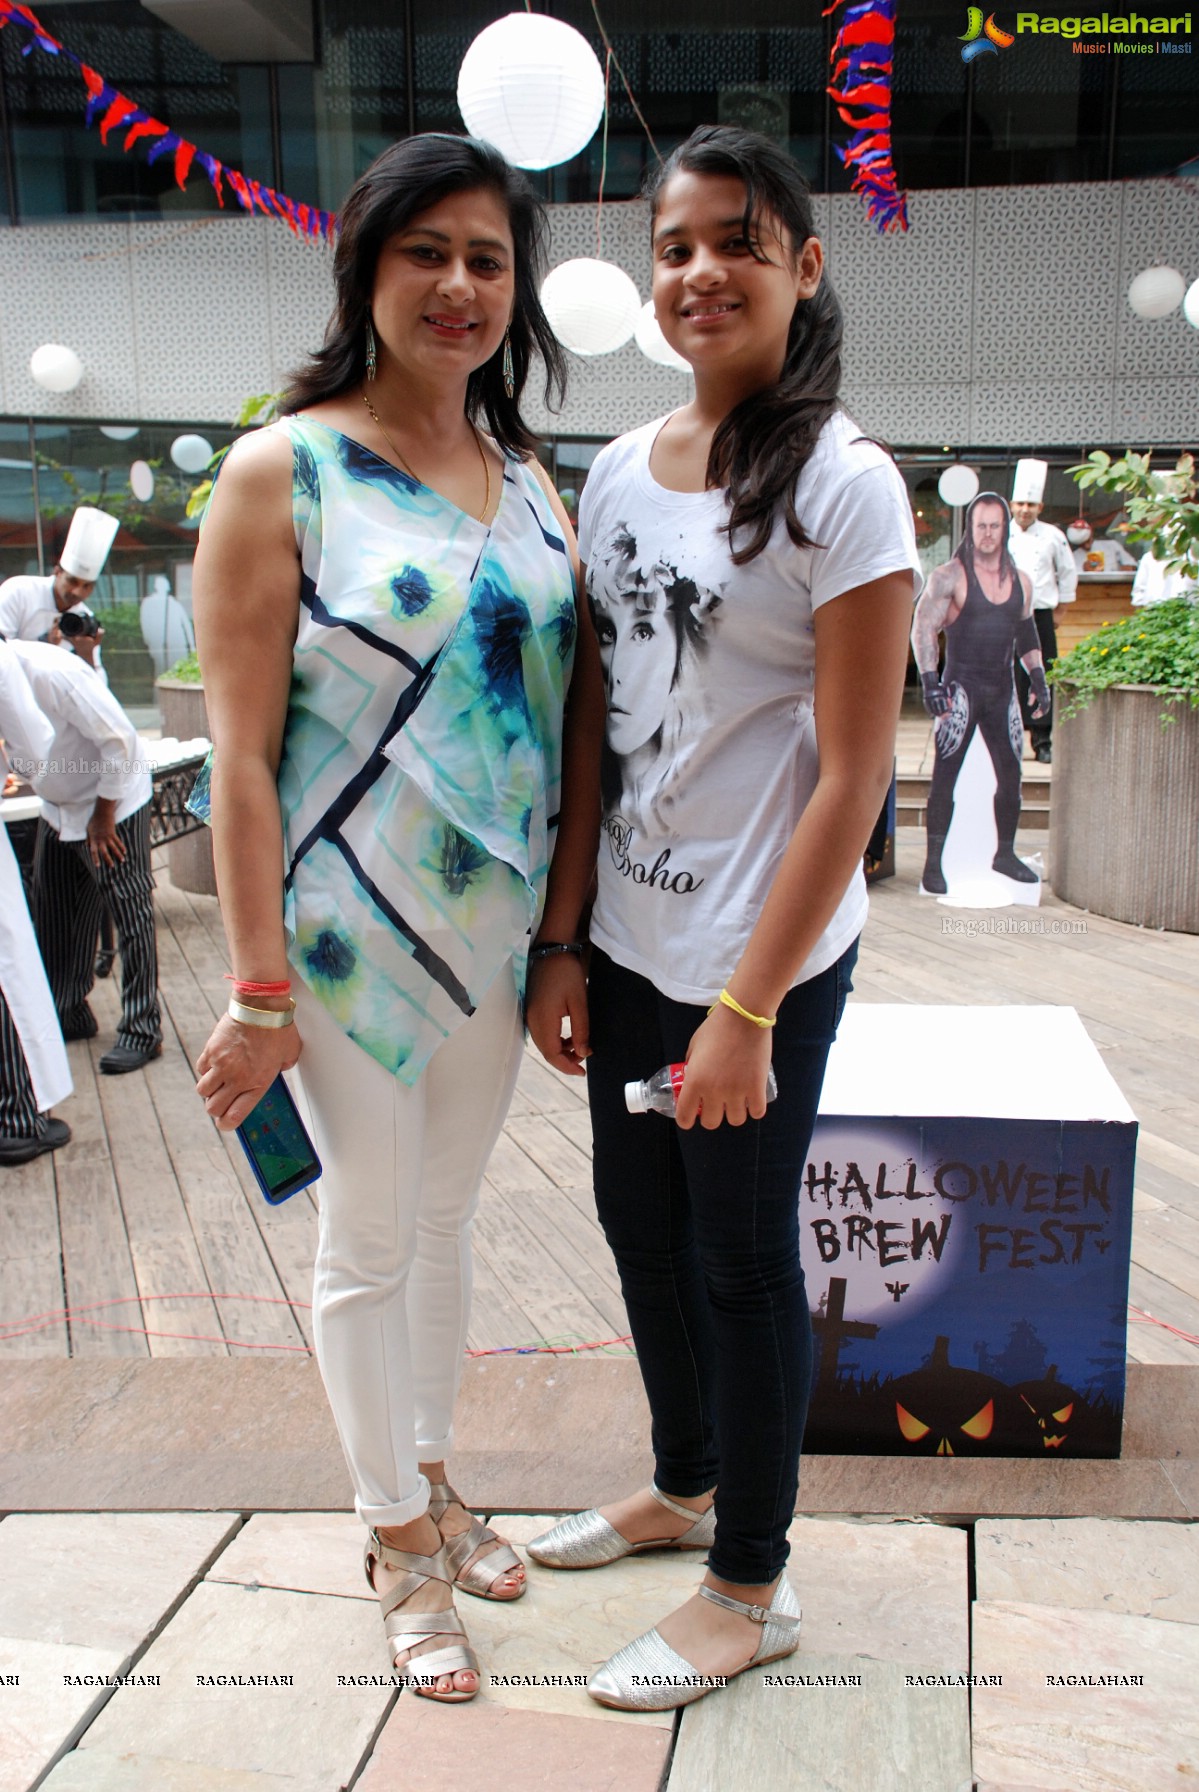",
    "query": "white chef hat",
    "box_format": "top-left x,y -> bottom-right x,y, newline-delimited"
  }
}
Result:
1011,459 -> 1048,505
59,506 -> 119,581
